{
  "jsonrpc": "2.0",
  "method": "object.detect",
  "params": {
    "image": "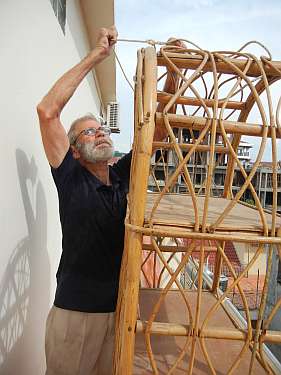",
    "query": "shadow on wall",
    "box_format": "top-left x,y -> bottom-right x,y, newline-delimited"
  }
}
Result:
0,149 -> 50,375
